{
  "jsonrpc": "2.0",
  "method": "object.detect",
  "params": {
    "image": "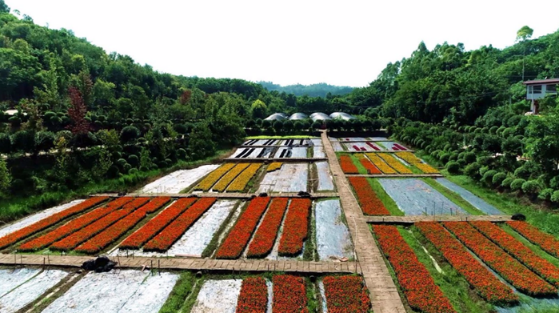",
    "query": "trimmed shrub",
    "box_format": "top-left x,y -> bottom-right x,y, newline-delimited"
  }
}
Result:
446,161 -> 460,174
521,180 -> 541,195
492,172 -> 507,186
464,162 -> 481,179
478,166 -> 489,177
177,148 -> 187,159
551,191 -> 559,203
481,170 -> 497,185
120,126 -> 140,143
128,168 -> 138,175
514,166 -> 531,180
128,155 -> 139,167
501,177 -> 514,188
477,156 -> 492,166
538,188 -> 554,201
463,152 -> 476,163
116,158 -> 127,167
123,163 -> 132,172
457,159 -> 467,167
510,179 -> 526,191
439,153 -> 450,164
